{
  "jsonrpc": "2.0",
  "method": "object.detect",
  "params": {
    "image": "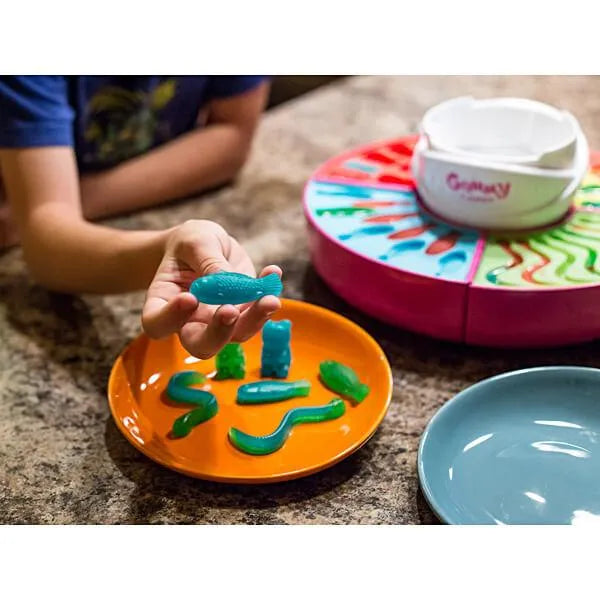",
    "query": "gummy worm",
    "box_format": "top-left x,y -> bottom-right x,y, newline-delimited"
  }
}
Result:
172,404 -> 218,438
228,399 -> 346,456
166,371 -> 218,438
166,371 -> 212,405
